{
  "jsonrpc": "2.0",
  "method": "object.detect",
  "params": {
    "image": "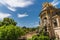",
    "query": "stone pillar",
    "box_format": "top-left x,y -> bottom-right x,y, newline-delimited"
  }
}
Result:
56,18 -> 60,27
59,18 -> 60,27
